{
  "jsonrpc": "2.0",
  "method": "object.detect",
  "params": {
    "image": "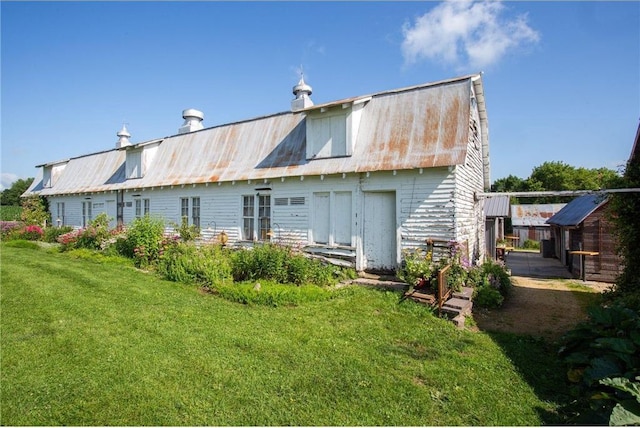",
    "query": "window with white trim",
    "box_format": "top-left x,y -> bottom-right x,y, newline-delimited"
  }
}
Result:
179,197 -> 200,228
56,202 -> 65,226
242,194 -> 271,241
135,199 -> 150,218
192,197 -> 200,228
82,201 -> 92,228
